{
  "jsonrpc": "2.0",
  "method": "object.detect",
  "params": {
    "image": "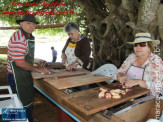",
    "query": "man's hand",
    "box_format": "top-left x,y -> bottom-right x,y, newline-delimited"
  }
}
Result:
35,67 -> 51,75
15,60 -> 51,75
34,60 -> 49,67
117,72 -> 127,84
